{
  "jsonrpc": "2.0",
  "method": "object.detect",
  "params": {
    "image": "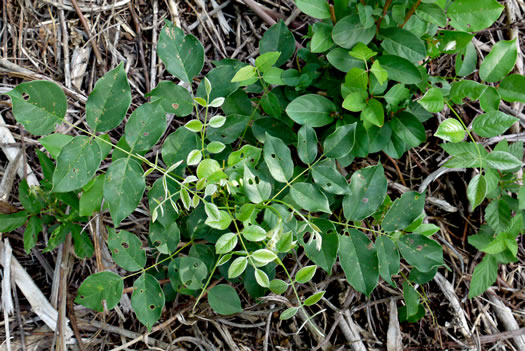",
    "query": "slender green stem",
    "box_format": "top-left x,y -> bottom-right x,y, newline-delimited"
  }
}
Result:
122,240 -> 194,280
